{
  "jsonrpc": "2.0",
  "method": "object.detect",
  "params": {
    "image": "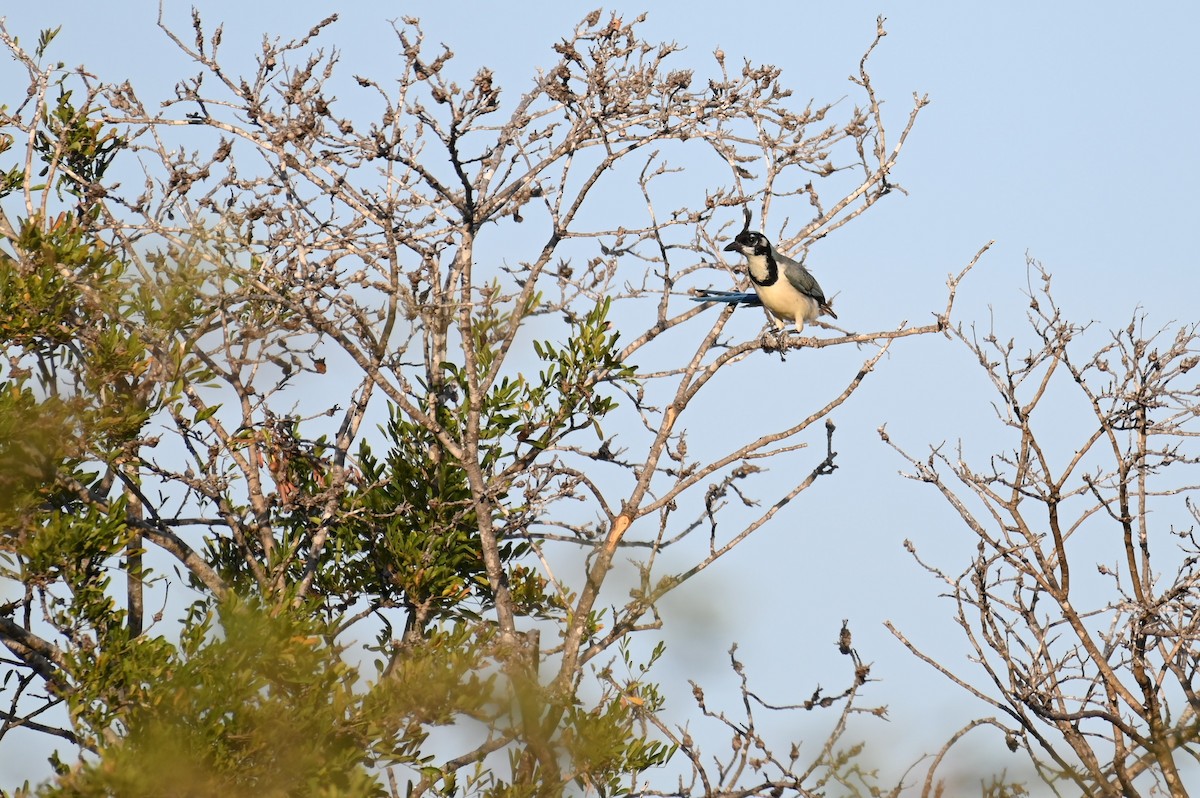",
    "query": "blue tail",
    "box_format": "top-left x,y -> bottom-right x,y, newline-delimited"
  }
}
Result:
691,288 -> 762,307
